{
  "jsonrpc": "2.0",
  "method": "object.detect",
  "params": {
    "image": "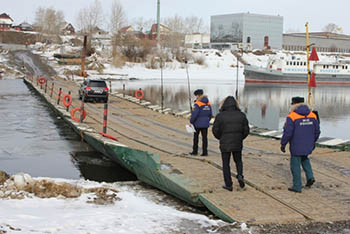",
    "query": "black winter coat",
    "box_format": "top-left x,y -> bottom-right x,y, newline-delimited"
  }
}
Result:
212,97 -> 250,152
